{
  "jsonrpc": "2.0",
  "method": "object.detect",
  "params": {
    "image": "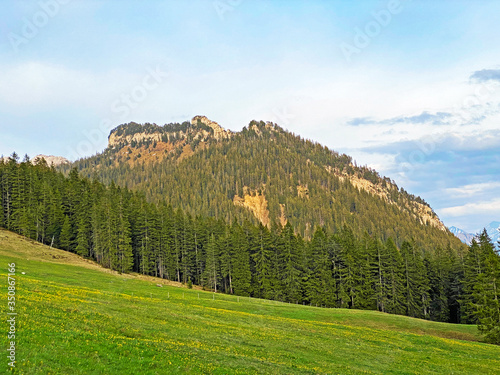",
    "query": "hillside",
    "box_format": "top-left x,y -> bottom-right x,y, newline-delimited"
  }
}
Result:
2,228 -> 499,374
67,116 -> 463,252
